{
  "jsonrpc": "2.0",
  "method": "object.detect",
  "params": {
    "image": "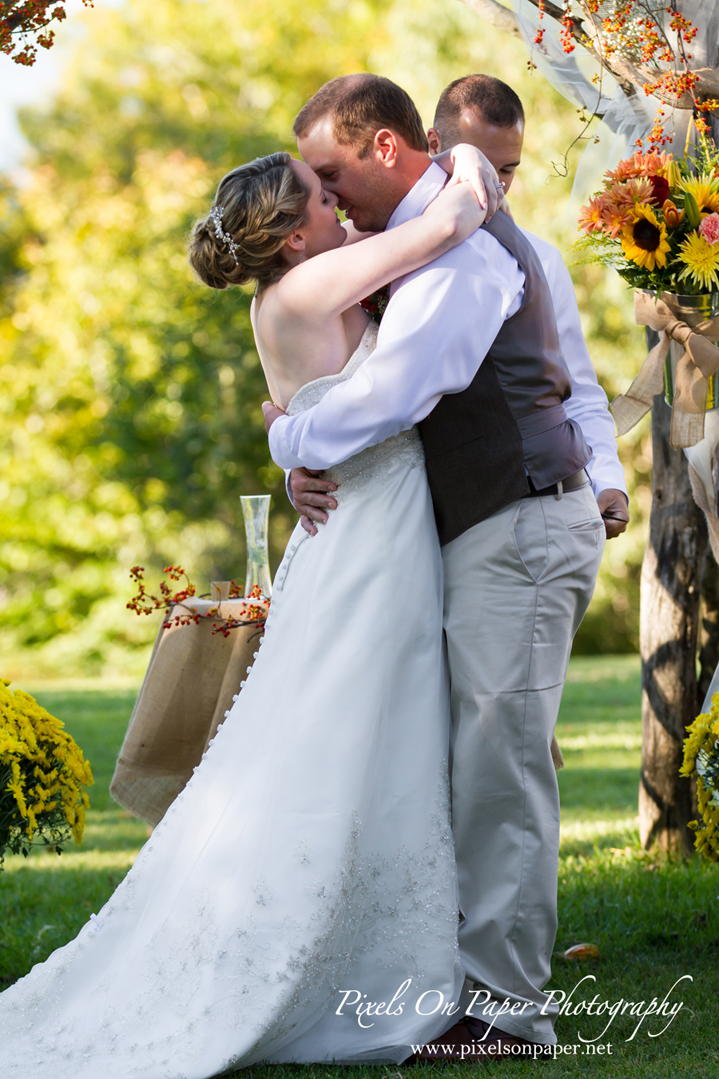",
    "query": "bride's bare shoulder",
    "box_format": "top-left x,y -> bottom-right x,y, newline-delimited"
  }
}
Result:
251,281 -> 296,339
